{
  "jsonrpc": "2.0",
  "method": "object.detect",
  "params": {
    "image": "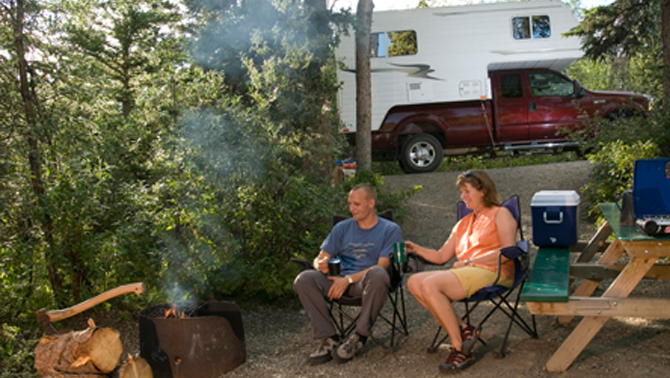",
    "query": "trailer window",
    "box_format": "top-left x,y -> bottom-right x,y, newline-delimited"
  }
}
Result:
512,15 -> 551,40
529,72 -> 574,97
371,30 -> 417,57
501,74 -> 523,98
